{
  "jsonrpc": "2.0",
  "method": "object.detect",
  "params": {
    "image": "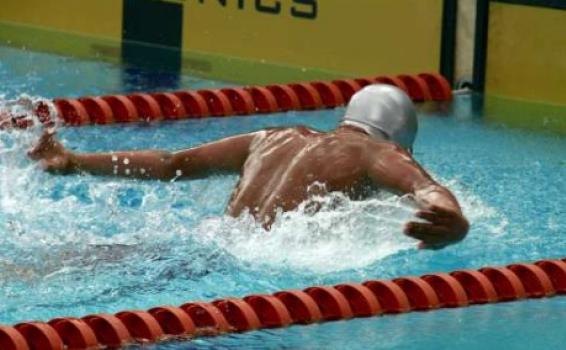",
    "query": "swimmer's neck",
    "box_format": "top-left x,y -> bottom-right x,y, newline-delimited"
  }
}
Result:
335,124 -> 386,141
